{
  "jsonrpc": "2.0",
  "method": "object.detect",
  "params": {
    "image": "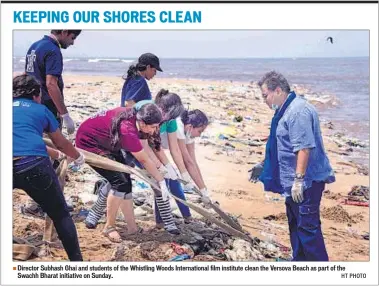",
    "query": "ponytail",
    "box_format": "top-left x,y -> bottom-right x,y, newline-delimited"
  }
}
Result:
155,89 -> 184,121
181,110 -> 189,125
148,130 -> 162,151
122,63 -> 148,82
155,88 -> 169,100
181,109 -> 209,128
110,109 -> 136,148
